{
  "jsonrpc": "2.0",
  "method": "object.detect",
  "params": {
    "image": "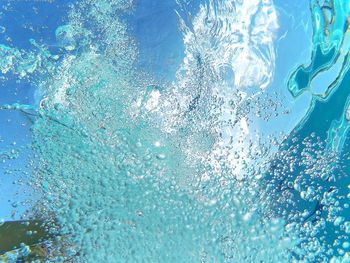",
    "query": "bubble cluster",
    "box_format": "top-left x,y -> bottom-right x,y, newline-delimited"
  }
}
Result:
0,0 -> 350,262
